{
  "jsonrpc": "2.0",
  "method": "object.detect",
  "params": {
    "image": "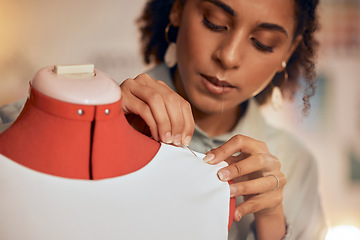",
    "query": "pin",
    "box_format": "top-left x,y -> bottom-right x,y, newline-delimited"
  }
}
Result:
182,145 -> 198,157
221,86 -> 225,113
